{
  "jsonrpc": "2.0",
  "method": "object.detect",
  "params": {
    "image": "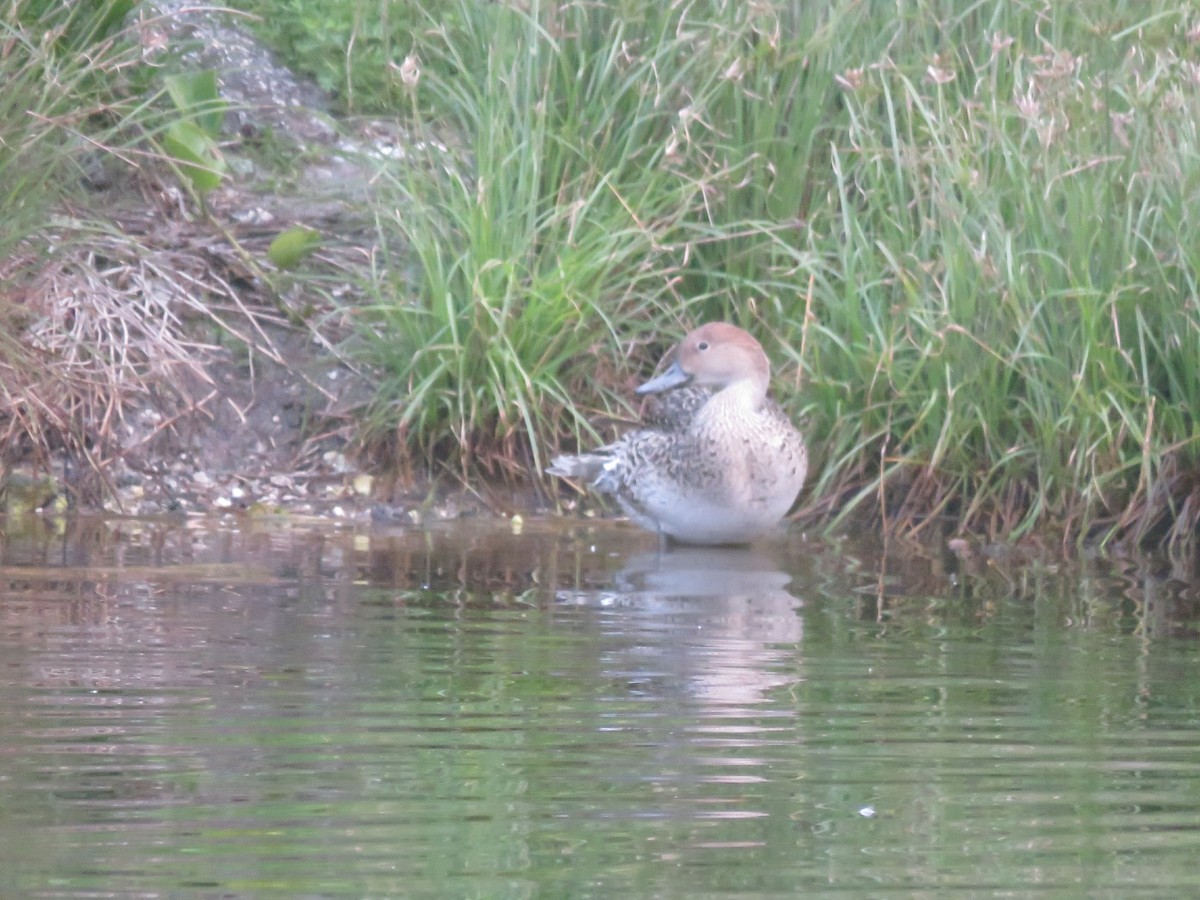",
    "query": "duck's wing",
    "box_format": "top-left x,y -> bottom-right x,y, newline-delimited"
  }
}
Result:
641,385 -> 713,432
